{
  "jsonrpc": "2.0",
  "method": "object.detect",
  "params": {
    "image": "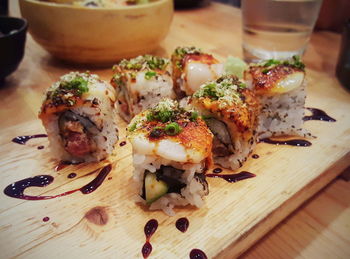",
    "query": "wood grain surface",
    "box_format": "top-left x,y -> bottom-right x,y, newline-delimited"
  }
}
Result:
242,178 -> 350,259
1,2 -> 350,259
